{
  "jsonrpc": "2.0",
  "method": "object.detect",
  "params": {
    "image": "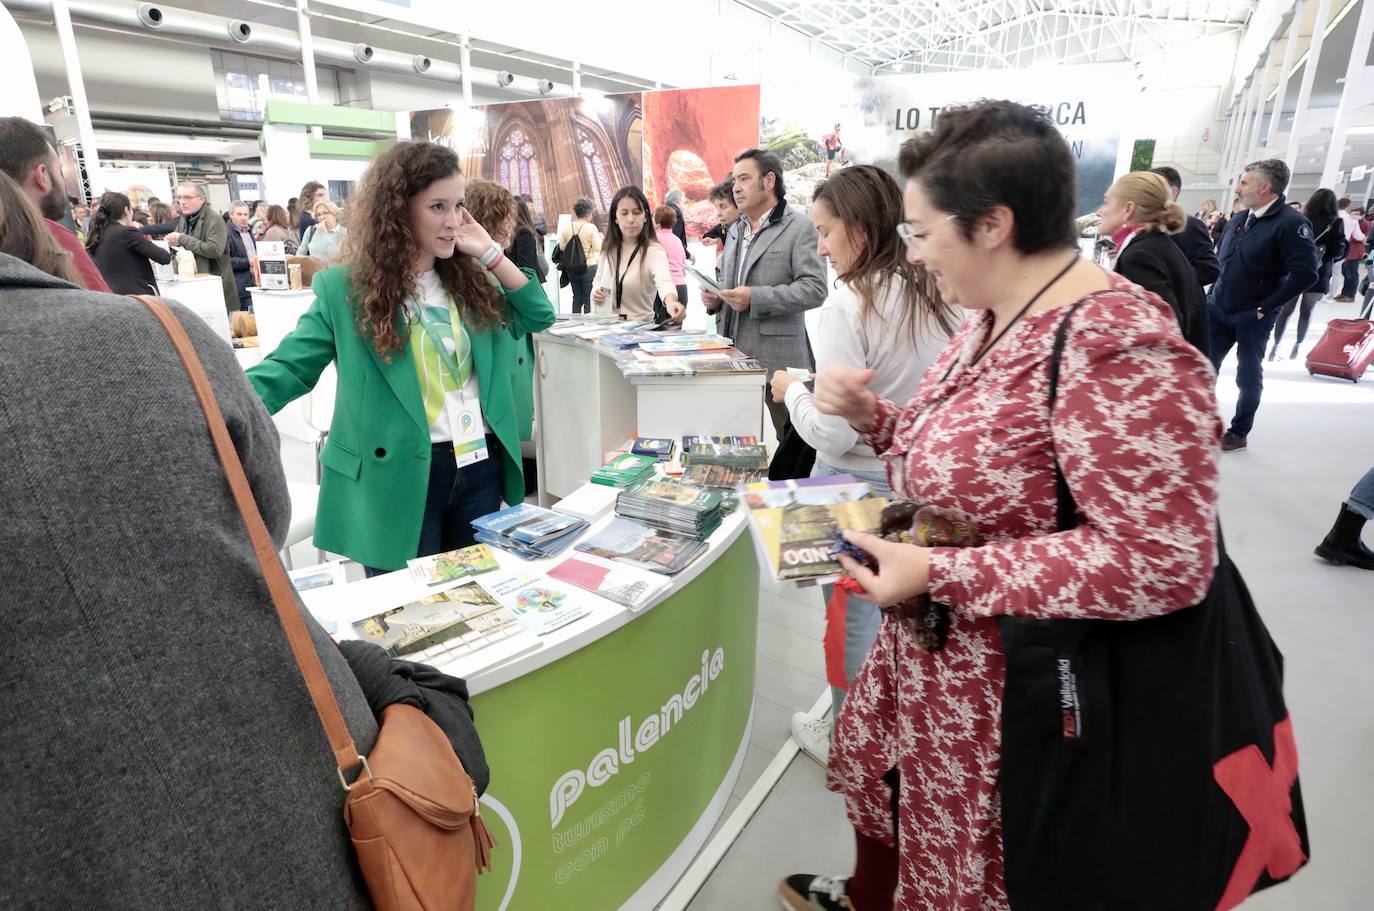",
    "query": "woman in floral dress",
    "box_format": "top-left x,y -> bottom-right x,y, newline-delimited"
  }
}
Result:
788,101 -> 1223,911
